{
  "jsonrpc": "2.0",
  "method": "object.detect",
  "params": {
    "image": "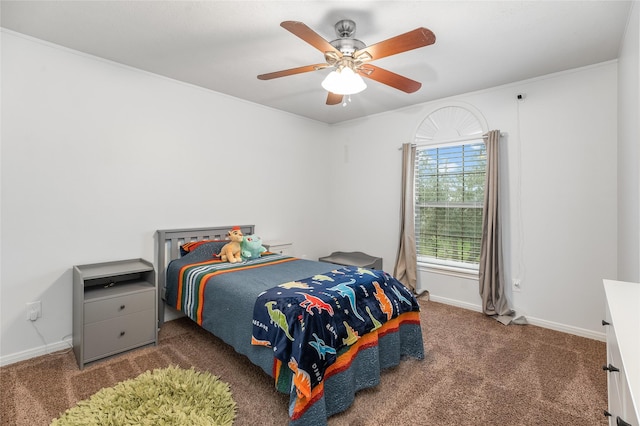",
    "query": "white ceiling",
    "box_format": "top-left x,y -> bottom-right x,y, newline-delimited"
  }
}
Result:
1,1 -> 632,124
